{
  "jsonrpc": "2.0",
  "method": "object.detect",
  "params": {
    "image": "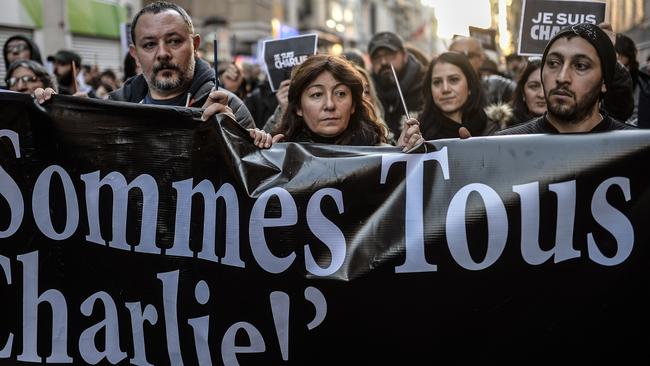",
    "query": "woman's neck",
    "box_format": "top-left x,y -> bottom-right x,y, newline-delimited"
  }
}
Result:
444,111 -> 463,124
